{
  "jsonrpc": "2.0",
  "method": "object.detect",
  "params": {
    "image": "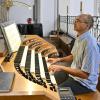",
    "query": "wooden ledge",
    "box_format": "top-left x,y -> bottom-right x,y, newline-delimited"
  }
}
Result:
76,90 -> 100,100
